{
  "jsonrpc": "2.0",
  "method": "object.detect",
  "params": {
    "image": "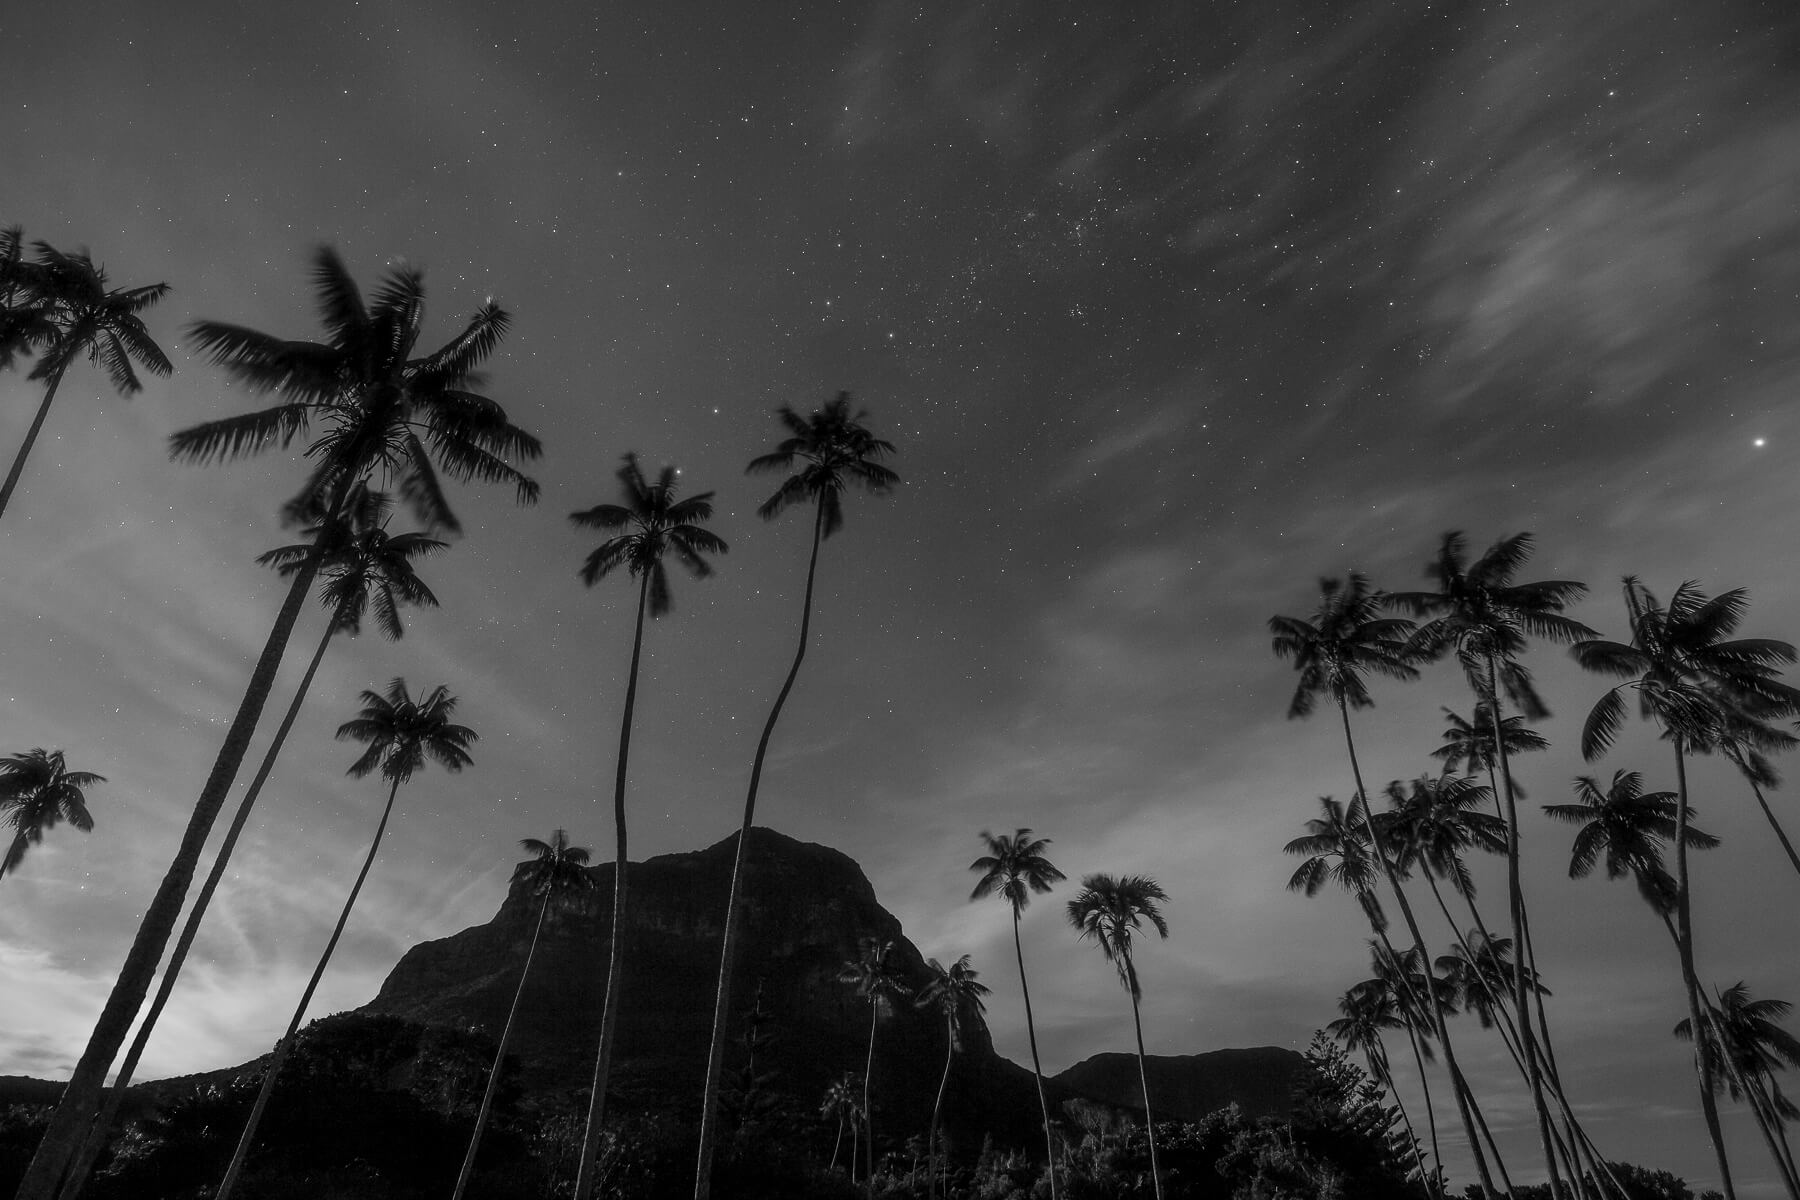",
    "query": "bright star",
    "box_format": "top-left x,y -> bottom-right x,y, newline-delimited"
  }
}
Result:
1754,437 -> 1767,448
